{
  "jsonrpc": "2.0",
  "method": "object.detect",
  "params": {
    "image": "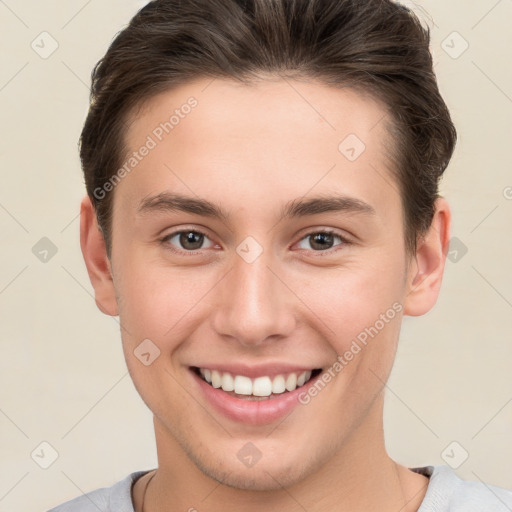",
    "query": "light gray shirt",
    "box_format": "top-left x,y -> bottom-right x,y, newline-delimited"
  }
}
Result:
47,465 -> 512,511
